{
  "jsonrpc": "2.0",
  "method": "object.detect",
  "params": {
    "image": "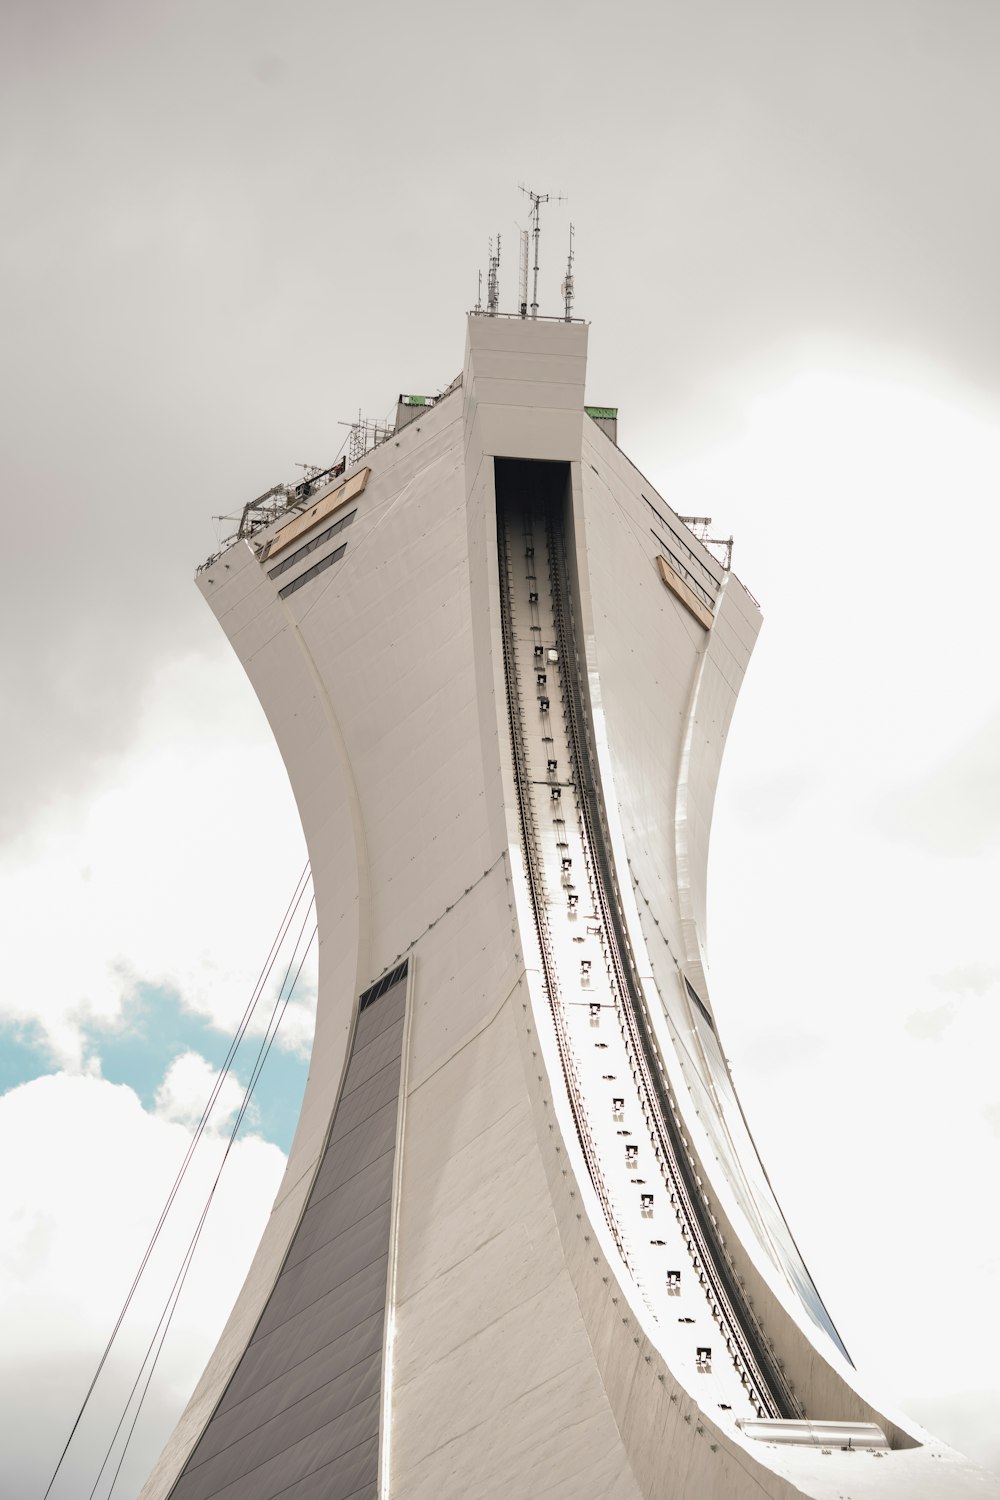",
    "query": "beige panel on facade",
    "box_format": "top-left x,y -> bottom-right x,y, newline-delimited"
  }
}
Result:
656,553 -> 714,629
267,467 -> 371,558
